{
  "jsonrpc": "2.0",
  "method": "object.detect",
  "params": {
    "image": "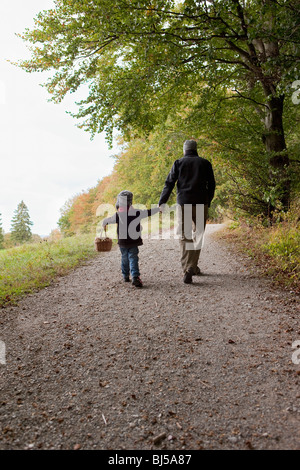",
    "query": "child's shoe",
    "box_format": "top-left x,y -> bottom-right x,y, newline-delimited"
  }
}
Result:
132,276 -> 143,288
